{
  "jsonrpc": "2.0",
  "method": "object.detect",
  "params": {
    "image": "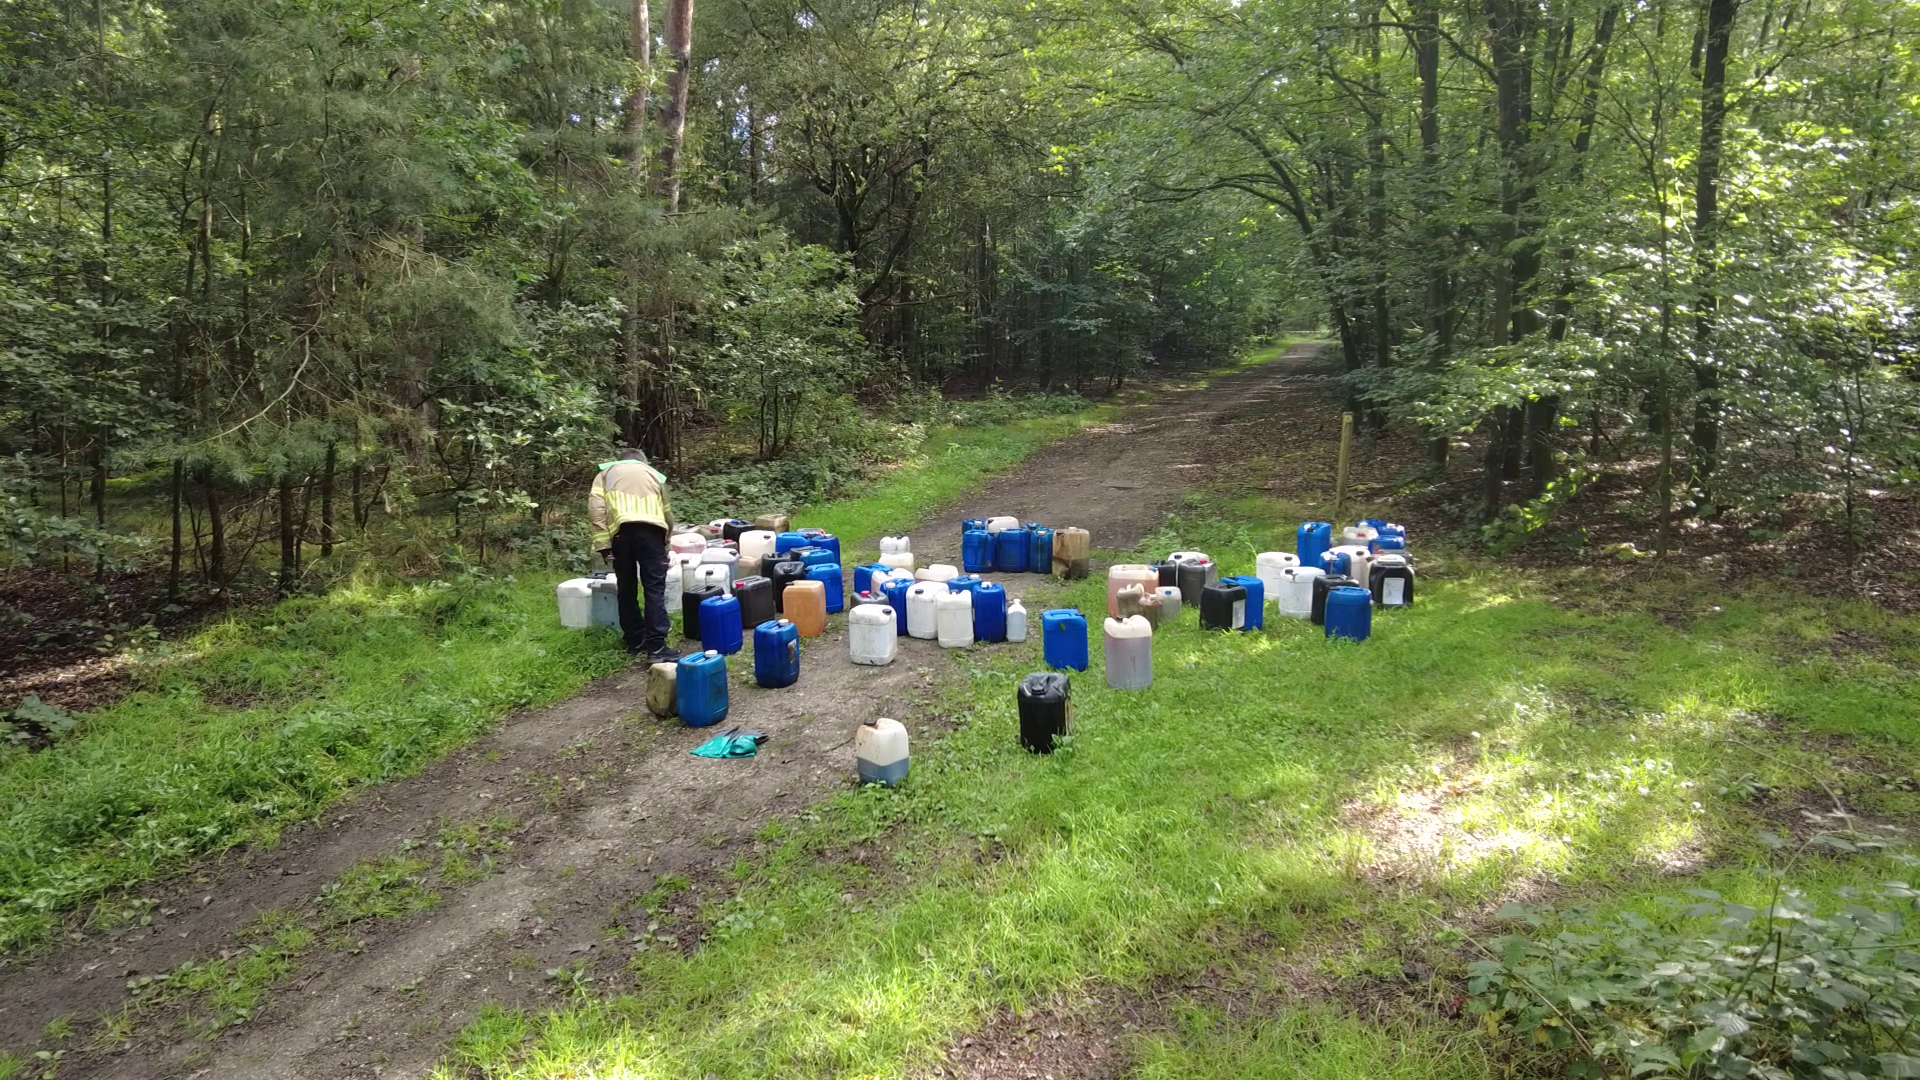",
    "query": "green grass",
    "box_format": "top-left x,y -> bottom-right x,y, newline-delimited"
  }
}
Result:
1190,334 -> 1324,379
432,493 -> 1920,1079
121,911 -> 316,1039
0,386 -> 1141,955
1130,1006 -> 1494,1080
